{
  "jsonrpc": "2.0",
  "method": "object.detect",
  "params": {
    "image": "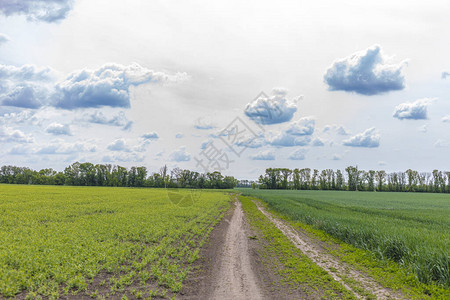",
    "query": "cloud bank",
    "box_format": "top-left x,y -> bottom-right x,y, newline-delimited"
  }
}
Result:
54,63 -> 185,109
324,45 -> 406,95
